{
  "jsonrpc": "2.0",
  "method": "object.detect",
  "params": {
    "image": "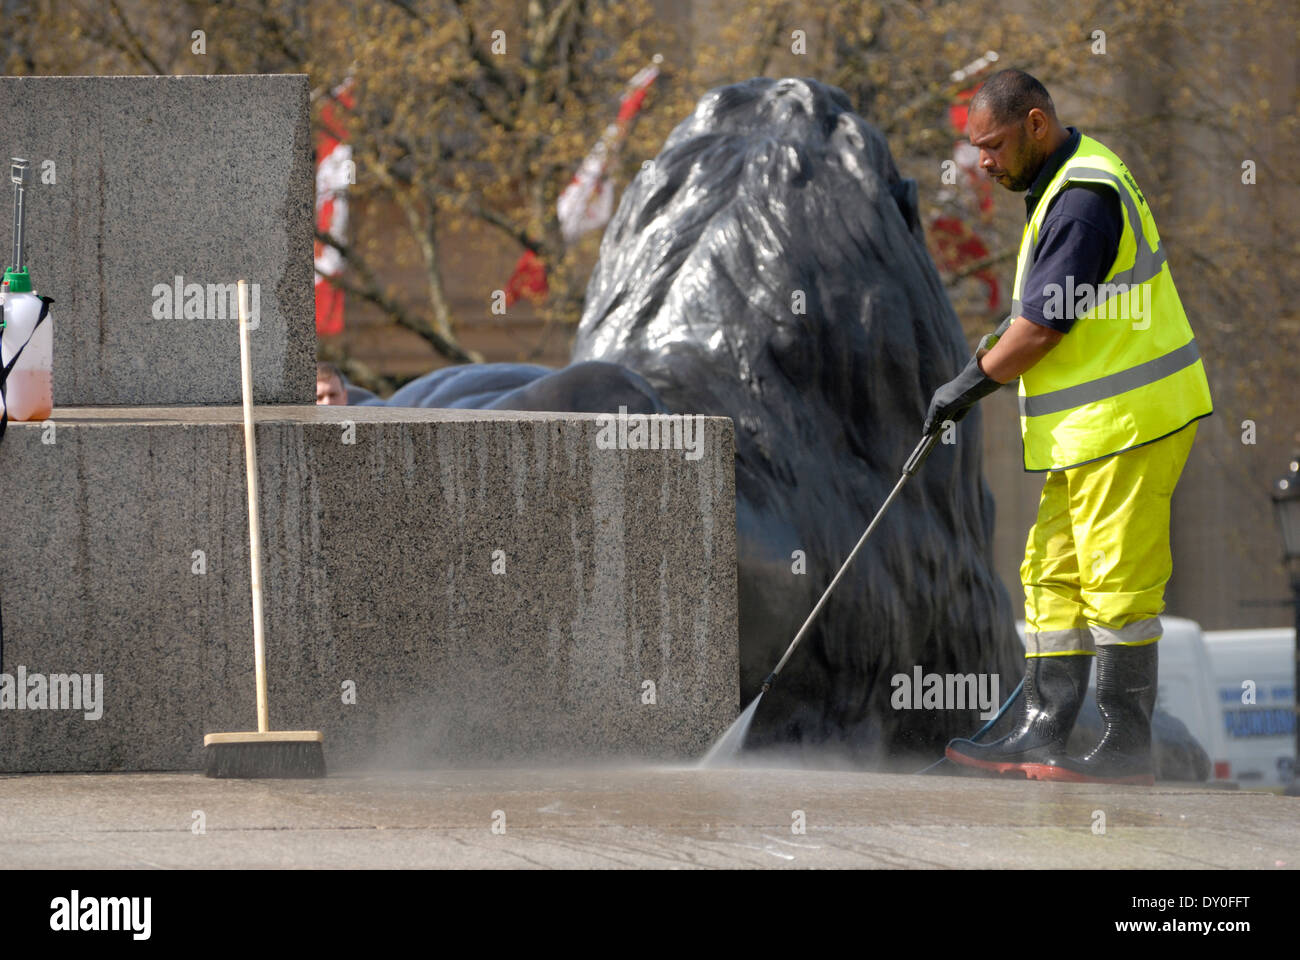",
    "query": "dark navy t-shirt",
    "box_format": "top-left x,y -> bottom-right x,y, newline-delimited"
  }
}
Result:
1019,128 -> 1123,334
